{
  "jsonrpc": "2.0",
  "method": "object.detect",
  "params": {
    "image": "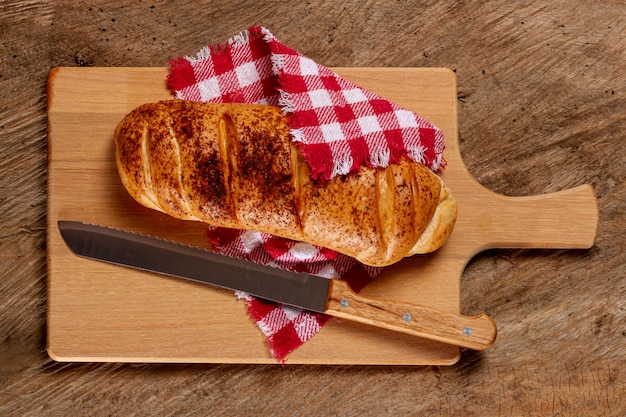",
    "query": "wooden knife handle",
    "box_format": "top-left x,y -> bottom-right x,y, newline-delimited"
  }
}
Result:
325,280 -> 497,350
